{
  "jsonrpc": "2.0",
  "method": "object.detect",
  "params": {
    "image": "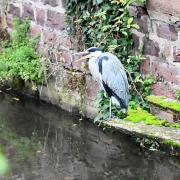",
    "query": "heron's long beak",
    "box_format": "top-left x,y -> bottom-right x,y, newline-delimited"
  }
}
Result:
74,51 -> 93,62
